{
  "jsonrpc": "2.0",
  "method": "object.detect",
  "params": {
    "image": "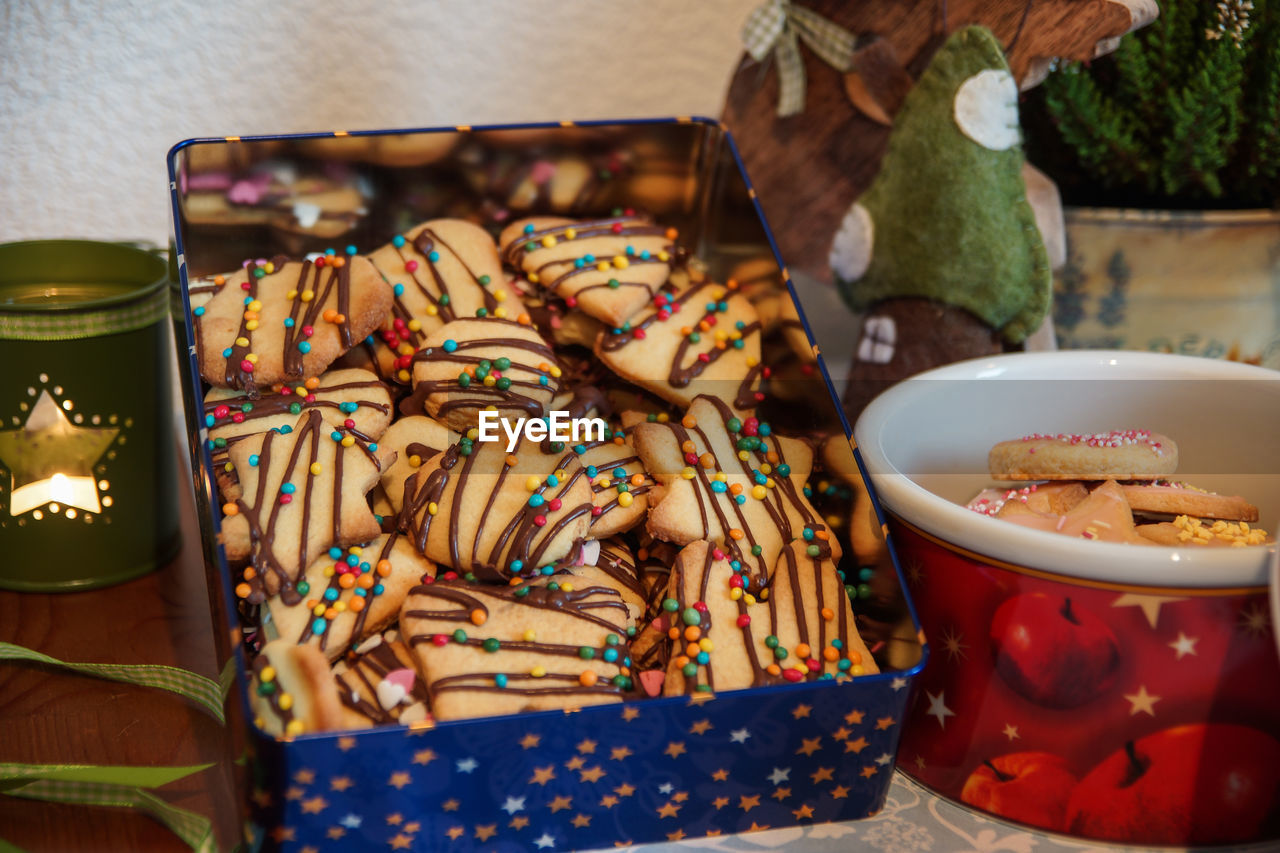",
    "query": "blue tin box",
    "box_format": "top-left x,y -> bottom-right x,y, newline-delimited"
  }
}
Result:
167,119 -> 927,851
